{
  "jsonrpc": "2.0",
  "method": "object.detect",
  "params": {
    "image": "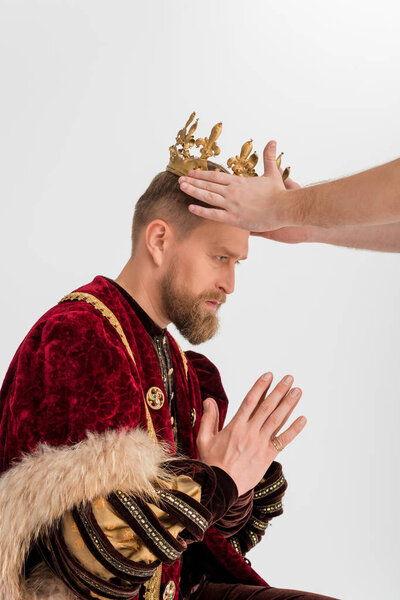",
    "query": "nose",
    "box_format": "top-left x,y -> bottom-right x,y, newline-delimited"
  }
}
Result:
217,267 -> 235,295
